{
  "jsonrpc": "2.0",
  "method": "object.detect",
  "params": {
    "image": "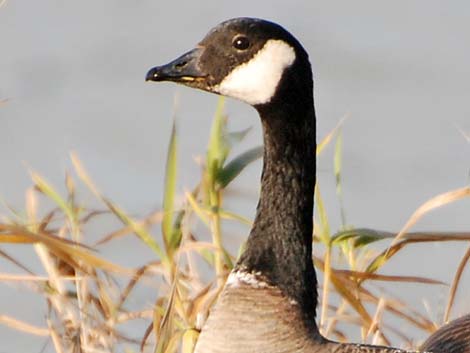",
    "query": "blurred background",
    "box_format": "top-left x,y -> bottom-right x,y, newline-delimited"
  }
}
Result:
1,0 -> 469,352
